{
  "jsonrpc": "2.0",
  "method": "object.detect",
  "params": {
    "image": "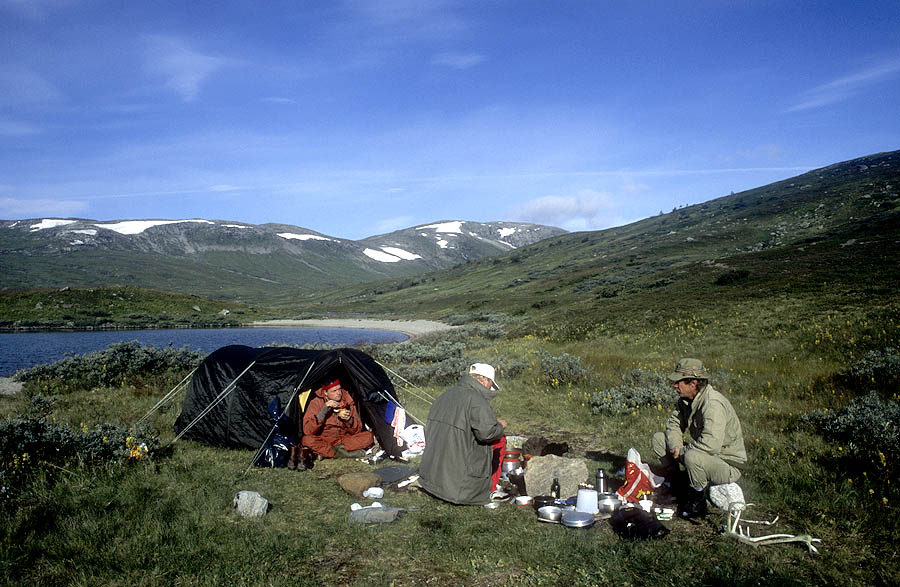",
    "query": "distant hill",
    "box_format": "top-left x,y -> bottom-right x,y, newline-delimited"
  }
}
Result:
0,218 -> 565,303
303,150 -> 900,320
